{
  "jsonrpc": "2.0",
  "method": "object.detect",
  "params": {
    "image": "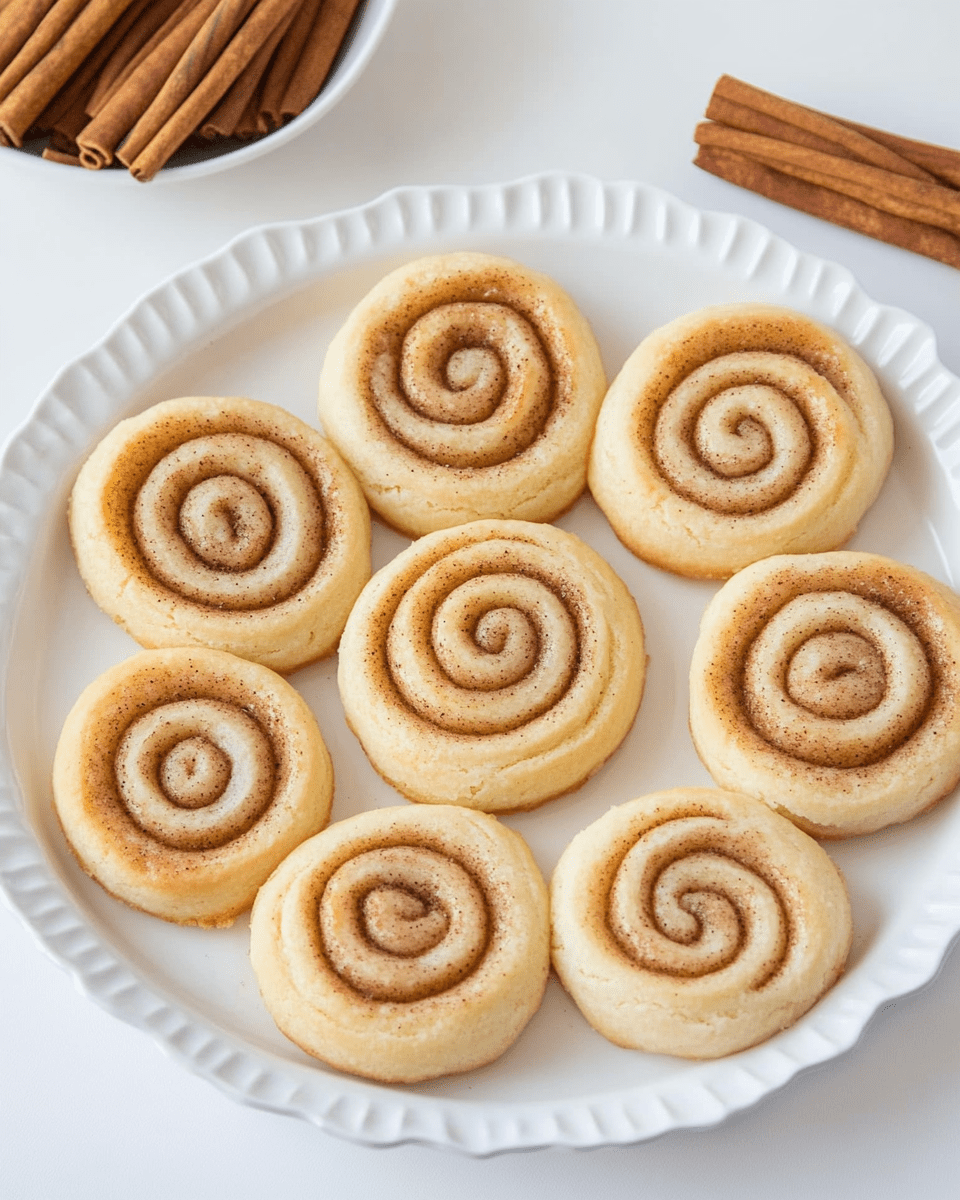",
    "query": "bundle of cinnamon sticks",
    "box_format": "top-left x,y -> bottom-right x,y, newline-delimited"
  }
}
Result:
0,0 -> 364,180
694,76 -> 960,270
